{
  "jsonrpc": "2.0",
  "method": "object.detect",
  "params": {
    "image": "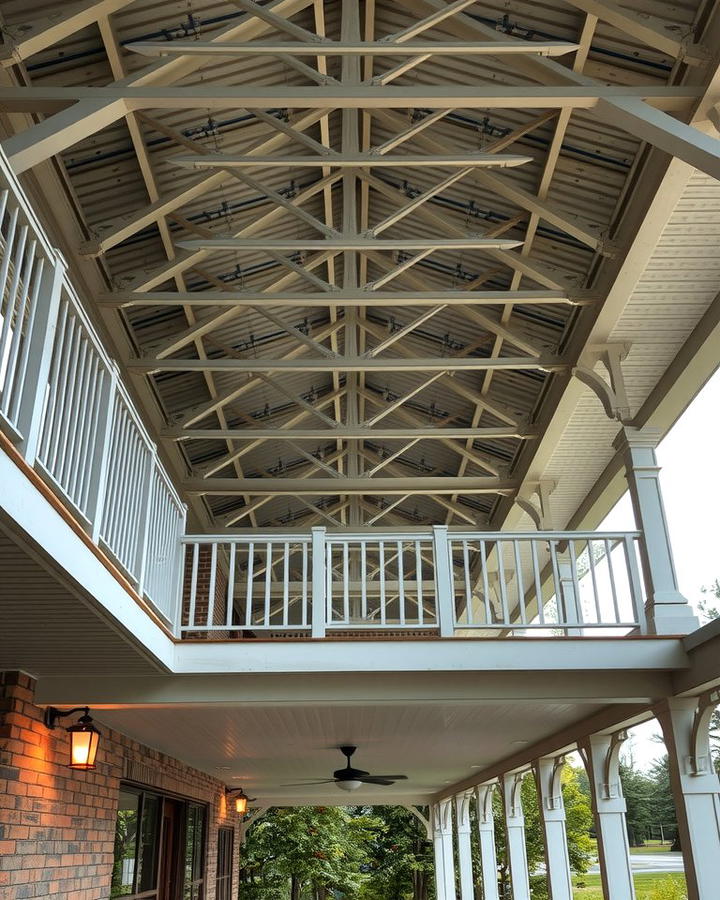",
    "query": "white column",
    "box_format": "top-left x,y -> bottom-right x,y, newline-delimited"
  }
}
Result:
579,733 -> 635,900
454,791 -> 474,899
613,427 -> 698,634
310,526 -> 326,638
502,772 -> 531,900
533,757 -> 573,900
476,784 -> 500,900
432,800 -> 457,900
655,695 -> 720,900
